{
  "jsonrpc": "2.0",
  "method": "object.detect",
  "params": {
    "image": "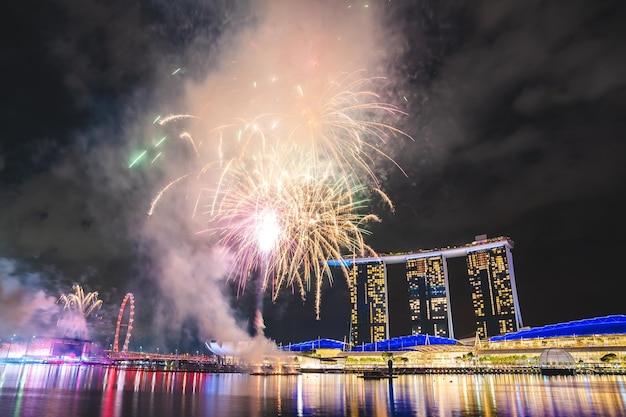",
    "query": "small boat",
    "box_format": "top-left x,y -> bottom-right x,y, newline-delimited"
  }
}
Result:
359,370 -> 397,380
540,366 -> 576,376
